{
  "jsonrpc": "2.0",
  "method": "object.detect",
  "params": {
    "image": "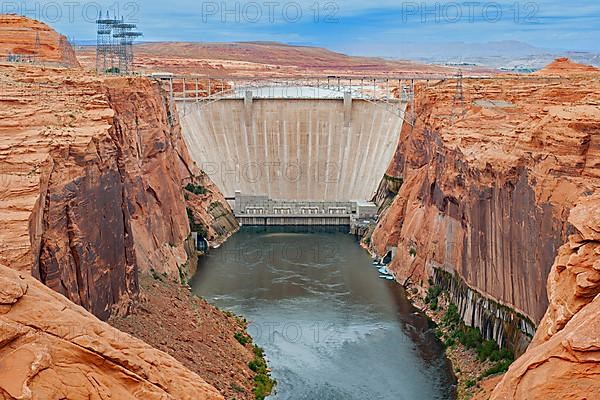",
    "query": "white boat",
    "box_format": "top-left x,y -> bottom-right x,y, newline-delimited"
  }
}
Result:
379,275 -> 395,280
378,267 -> 390,275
